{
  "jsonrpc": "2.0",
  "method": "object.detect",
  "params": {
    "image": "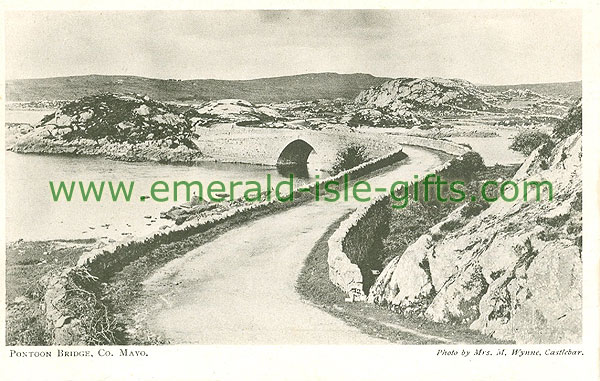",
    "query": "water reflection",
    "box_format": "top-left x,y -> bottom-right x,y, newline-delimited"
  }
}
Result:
5,152 -> 314,242
276,162 -> 310,179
